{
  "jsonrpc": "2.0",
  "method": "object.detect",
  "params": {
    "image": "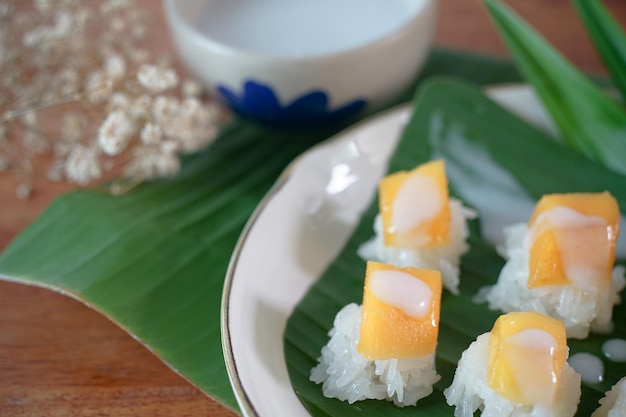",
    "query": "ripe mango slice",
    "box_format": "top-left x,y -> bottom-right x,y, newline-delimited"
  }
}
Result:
379,159 -> 451,249
357,261 -> 442,360
526,192 -> 619,289
488,312 -> 567,406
